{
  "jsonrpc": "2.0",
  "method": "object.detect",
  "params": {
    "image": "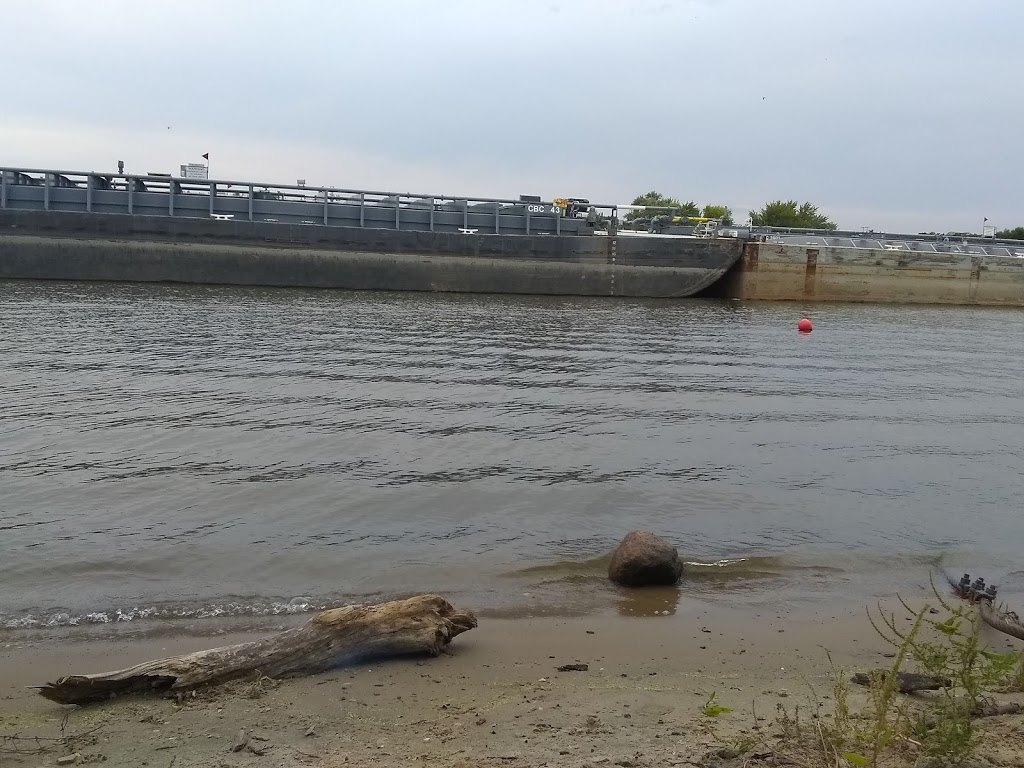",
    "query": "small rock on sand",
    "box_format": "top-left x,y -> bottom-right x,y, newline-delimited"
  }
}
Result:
229,728 -> 248,752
